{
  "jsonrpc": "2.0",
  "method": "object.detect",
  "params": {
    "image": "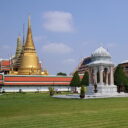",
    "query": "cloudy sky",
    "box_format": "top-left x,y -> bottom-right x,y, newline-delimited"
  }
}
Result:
0,0 -> 128,75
